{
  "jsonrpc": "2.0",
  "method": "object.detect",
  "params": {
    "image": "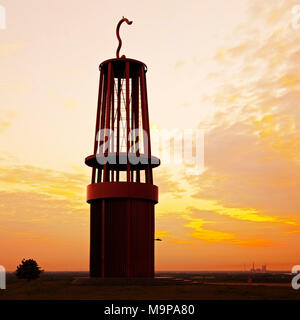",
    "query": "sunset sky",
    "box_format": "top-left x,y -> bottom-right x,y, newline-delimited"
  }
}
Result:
1,0 -> 300,271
